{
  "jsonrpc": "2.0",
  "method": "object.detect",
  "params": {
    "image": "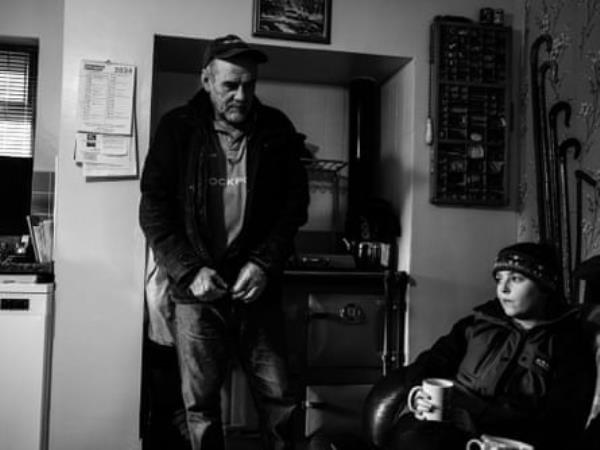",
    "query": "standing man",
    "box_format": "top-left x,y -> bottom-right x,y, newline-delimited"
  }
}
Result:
140,34 -> 309,450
